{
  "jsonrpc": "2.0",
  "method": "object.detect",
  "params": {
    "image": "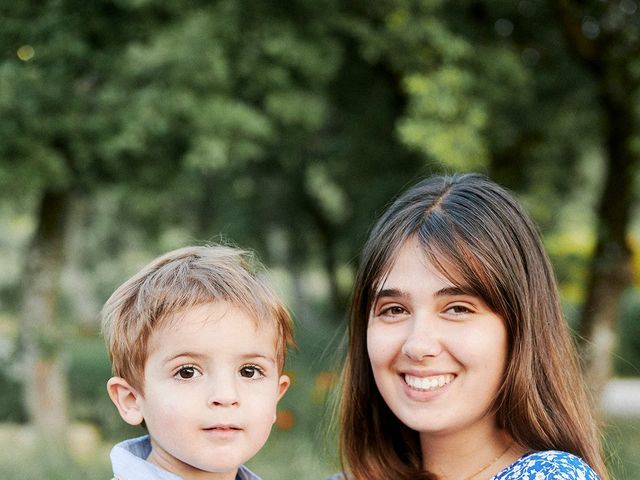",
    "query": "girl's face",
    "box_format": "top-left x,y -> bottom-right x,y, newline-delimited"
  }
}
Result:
367,237 -> 508,443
